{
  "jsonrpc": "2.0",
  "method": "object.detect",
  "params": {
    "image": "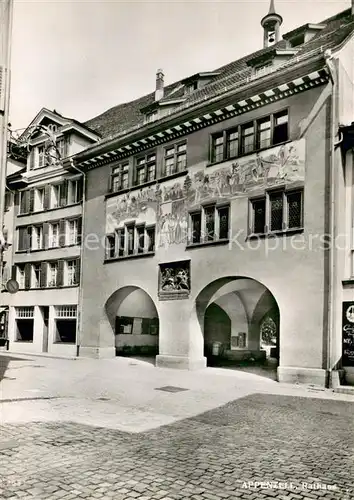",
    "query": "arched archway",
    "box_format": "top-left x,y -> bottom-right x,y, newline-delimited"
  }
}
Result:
105,286 -> 159,358
194,276 -> 280,372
